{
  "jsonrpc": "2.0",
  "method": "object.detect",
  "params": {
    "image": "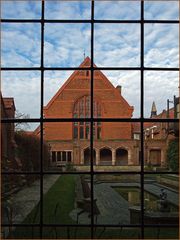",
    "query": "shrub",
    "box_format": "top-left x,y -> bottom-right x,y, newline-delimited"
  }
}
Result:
167,139 -> 179,171
15,131 -> 50,173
